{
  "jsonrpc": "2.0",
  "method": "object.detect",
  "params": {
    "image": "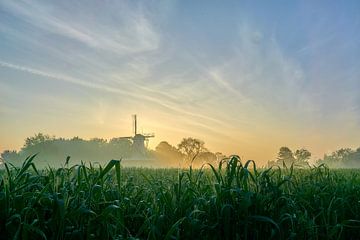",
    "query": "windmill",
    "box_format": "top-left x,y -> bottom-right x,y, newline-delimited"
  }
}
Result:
120,115 -> 154,157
